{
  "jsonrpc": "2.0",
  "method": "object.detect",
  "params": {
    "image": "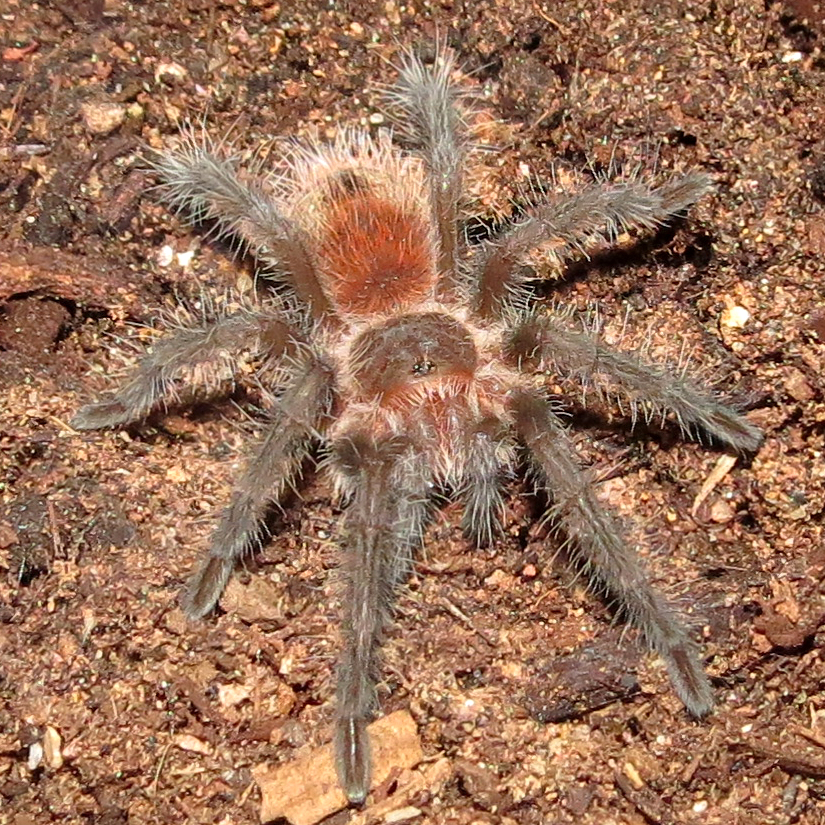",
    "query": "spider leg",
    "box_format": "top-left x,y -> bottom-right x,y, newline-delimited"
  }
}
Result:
471,174 -> 713,319
510,388 -> 715,717
460,418 -> 514,546
72,308 -> 299,430
507,313 -> 762,453
385,48 -> 468,291
331,434 -> 430,805
151,136 -> 332,318
183,352 -> 334,618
